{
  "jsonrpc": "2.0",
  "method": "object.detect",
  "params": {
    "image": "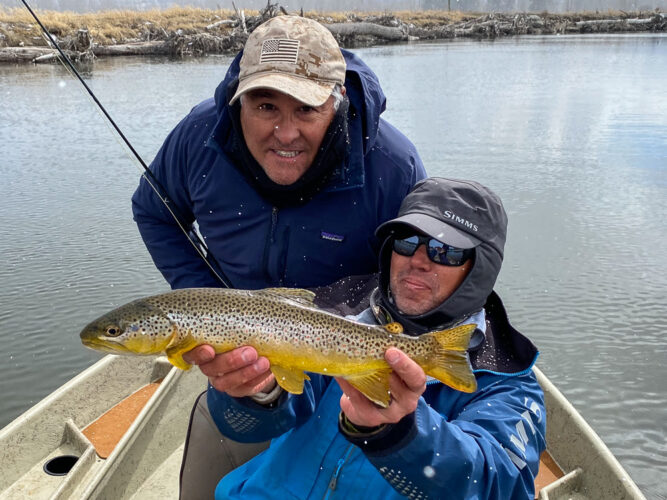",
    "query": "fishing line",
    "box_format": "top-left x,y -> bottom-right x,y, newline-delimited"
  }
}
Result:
20,0 -> 233,288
